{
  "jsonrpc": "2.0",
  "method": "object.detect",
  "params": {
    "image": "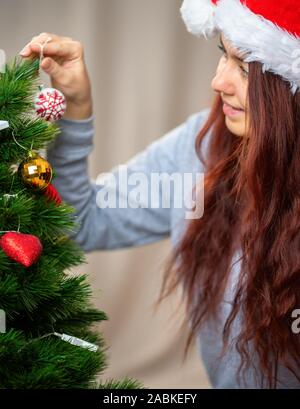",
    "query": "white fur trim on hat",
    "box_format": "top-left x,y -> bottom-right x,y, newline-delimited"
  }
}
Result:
181,0 -> 300,94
